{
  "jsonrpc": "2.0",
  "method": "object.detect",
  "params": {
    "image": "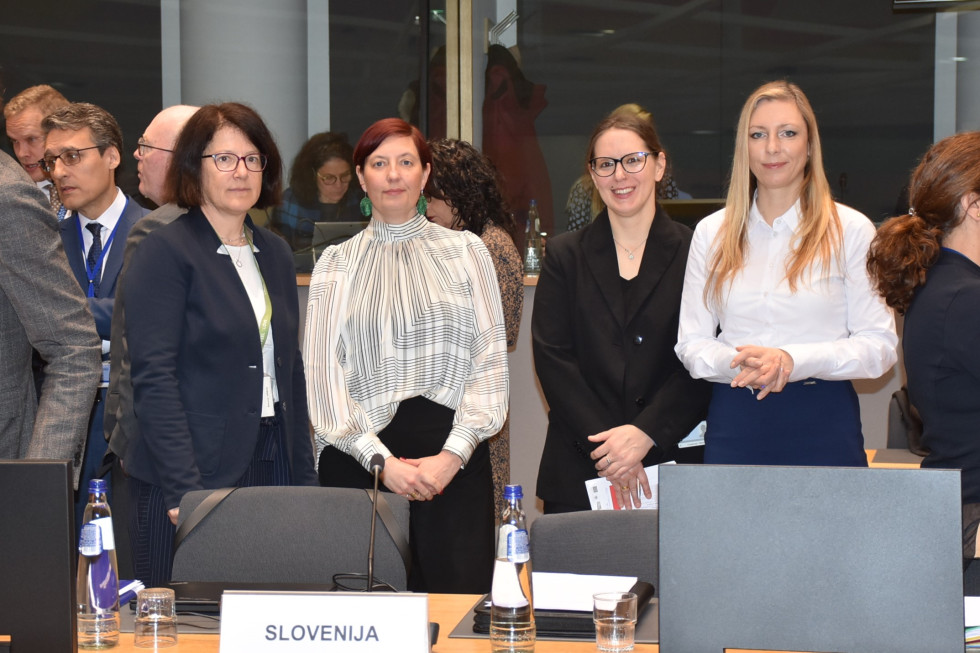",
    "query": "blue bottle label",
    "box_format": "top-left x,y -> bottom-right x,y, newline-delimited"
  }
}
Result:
506,529 -> 530,563
79,523 -> 103,557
